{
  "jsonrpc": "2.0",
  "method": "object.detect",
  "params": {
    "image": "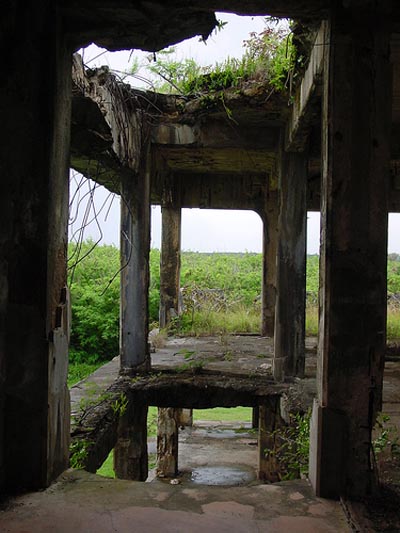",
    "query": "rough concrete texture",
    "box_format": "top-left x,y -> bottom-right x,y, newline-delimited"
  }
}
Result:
70,335 -> 319,418
0,469 -> 350,533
